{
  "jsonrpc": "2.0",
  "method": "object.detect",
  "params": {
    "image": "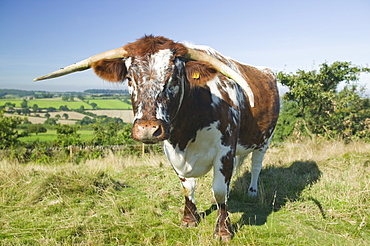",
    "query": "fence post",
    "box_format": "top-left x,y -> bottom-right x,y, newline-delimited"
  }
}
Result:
142,143 -> 145,157
69,145 -> 73,160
